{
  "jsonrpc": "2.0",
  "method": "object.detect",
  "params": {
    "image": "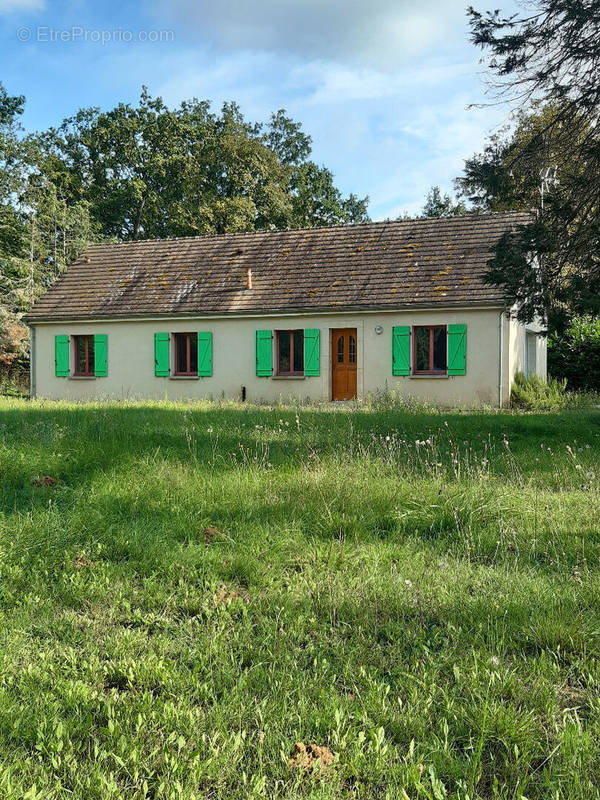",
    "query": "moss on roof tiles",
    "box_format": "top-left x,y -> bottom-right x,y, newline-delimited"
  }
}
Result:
25,212 -> 531,321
